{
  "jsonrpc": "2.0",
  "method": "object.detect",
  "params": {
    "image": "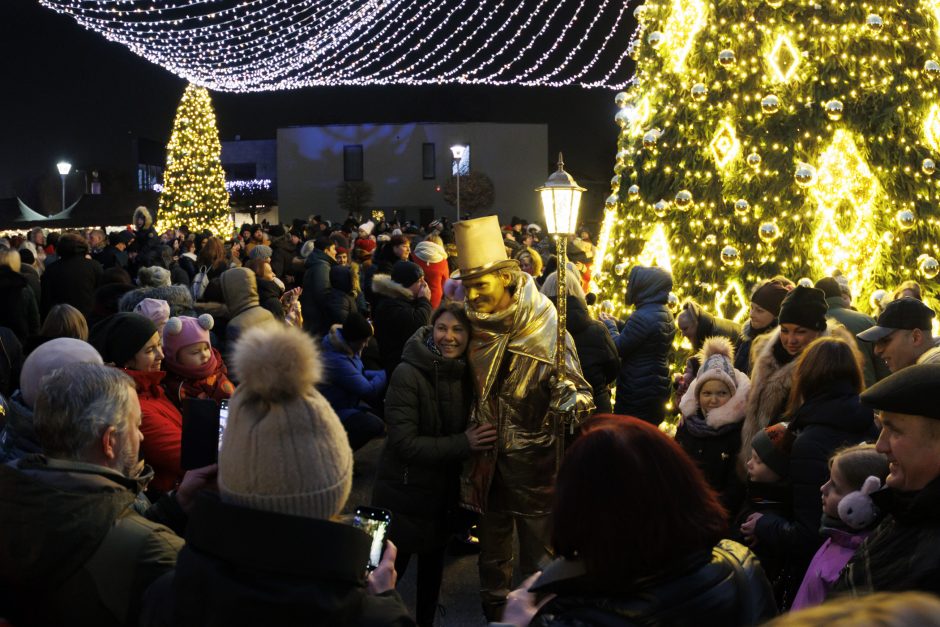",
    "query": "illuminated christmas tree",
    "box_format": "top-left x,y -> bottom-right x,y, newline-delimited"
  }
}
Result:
157,84 -> 232,236
595,0 -> 940,322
